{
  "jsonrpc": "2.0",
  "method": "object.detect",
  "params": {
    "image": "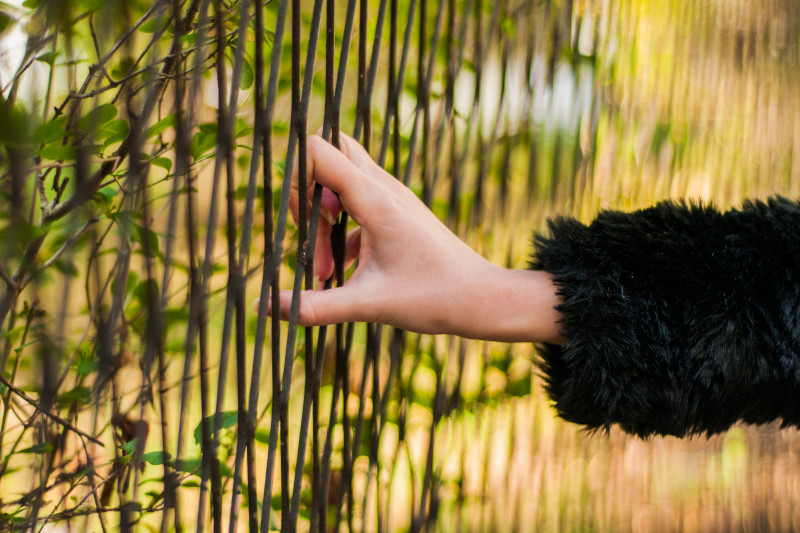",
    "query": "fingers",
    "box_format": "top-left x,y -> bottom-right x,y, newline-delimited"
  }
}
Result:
291,135 -> 370,223
345,227 -> 362,267
253,273 -> 368,326
313,216 -> 335,282
314,127 -> 375,174
314,226 -> 362,283
335,132 -> 378,175
276,287 -> 369,326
